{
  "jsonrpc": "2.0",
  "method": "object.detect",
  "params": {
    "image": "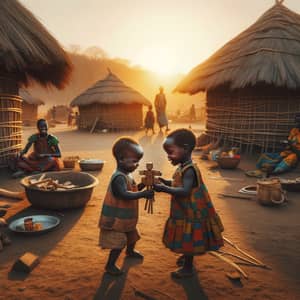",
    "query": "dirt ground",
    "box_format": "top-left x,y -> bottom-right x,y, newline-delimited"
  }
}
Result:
0,123 -> 299,300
